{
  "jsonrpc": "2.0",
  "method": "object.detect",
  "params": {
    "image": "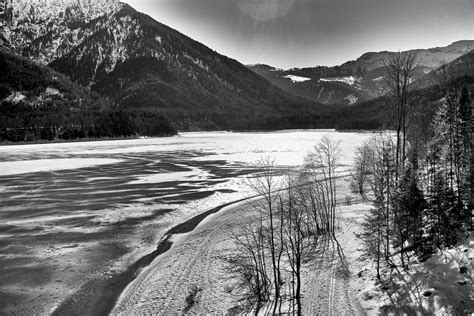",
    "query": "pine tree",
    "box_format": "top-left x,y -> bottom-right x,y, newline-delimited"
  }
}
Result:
392,150 -> 426,264
458,87 -> 473,228
426,85 -> 471,245
360,206 -> 386,279
368,136 -> 393,259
